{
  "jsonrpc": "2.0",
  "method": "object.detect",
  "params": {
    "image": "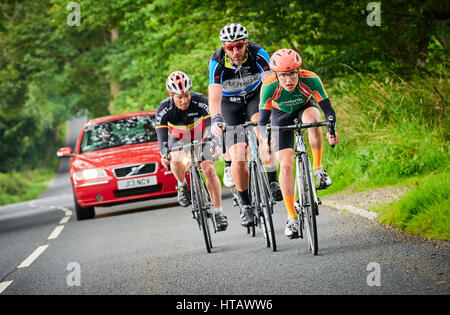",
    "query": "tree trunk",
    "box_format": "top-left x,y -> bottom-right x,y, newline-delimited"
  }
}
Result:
108,28 -> 120,114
